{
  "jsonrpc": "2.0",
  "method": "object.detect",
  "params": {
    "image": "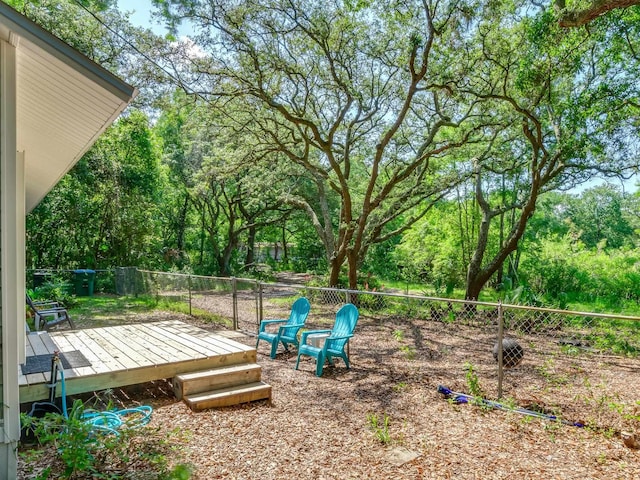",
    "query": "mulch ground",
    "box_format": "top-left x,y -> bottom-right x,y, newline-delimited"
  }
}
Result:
18,300 -> 640,479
